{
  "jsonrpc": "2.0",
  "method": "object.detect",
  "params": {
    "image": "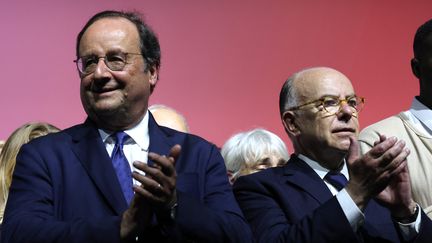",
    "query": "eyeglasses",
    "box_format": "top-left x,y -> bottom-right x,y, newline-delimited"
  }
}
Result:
74,52 -> 143,75
287,95 -> 365,117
